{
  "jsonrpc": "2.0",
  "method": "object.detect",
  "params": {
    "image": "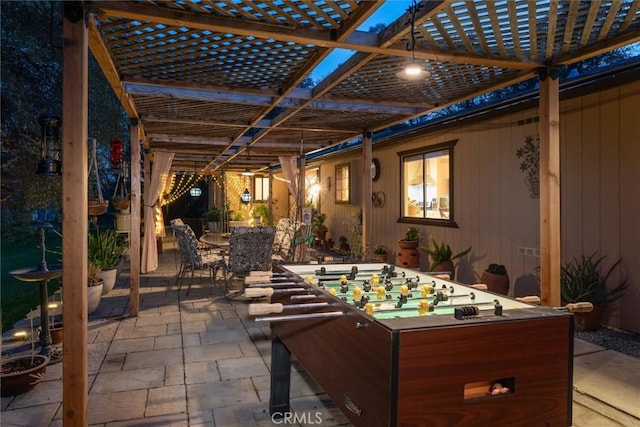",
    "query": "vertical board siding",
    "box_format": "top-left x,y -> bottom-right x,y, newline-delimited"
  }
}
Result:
301,80 -> 639,333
